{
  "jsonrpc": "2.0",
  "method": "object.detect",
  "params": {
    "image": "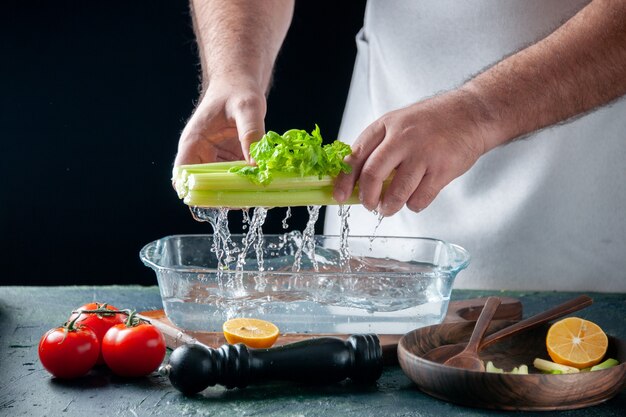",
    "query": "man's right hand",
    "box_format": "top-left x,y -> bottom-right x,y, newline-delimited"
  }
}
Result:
174,78 -> 267,167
